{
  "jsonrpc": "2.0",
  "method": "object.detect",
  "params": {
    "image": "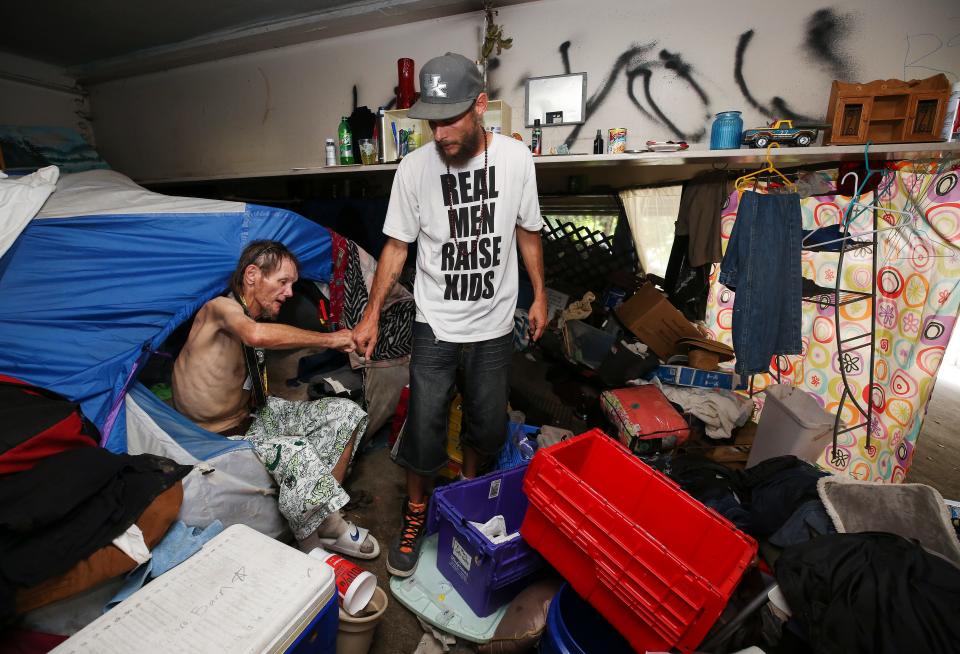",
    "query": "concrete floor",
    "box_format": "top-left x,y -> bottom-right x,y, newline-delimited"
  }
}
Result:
907,369 -> 960,500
